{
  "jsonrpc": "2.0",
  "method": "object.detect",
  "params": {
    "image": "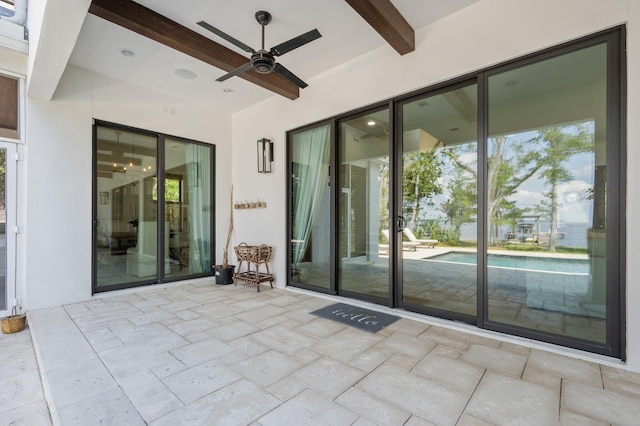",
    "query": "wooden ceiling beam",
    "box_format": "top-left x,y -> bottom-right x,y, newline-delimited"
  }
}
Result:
345,0 -> 414,55
89,0 -> 300,99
